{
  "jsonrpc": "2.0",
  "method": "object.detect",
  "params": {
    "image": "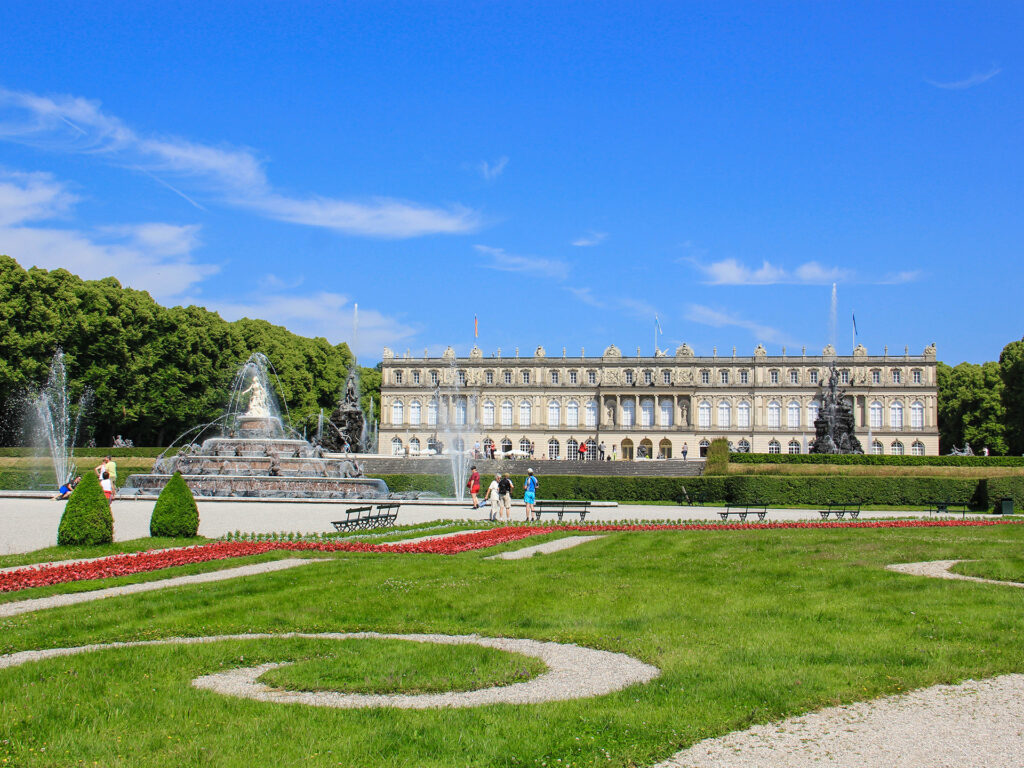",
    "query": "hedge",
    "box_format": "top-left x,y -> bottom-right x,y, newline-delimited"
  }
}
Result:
729,453 -> 1024,467
150,471 -> 200,537
0,463 -> 155,491
56,472 -> 114,545
0,447 -> 176,458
